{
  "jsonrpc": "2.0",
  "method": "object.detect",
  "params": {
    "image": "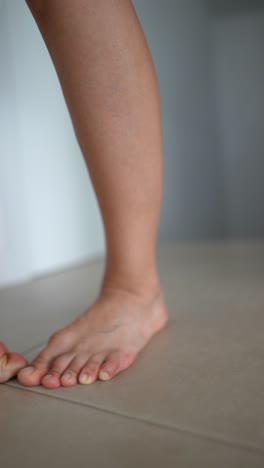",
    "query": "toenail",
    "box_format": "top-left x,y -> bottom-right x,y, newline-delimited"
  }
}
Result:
99,371 -> 110,381
63,372 -> 73,381
79,373 -> 93,385
43,374 -> 53,381
21,366 -> 35,375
